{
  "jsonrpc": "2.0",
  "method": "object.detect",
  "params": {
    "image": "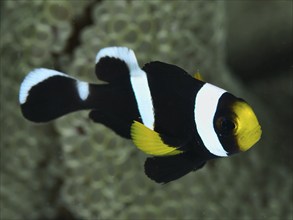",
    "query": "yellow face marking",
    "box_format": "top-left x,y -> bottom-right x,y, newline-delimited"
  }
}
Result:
130,121 -> 183,156
232,101 -> 262,151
